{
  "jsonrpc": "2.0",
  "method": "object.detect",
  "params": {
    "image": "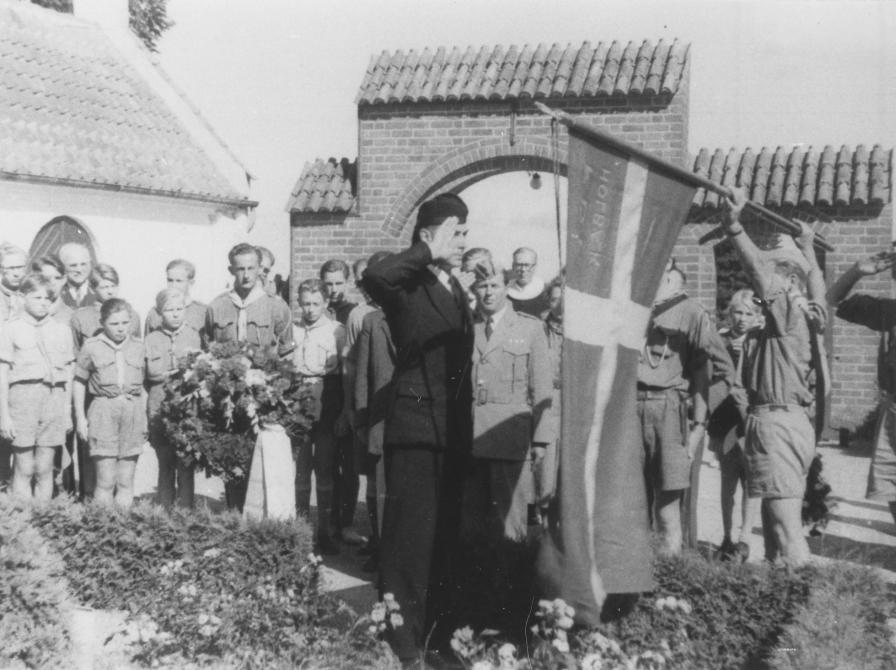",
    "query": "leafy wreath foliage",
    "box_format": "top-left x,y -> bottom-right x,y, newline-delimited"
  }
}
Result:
156,342 -> 315,484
